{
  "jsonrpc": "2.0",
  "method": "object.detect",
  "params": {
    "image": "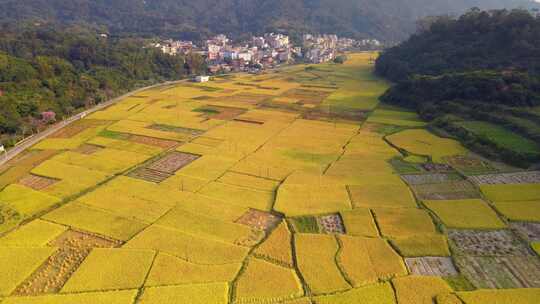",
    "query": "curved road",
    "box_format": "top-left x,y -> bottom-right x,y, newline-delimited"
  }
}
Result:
0,80 -> 185,166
